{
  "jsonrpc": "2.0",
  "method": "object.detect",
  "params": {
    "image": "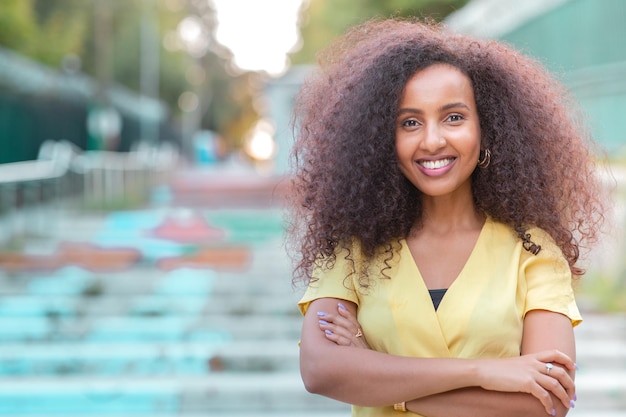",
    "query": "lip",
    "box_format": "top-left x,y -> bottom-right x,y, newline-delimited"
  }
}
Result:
415,156 -> 456,176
